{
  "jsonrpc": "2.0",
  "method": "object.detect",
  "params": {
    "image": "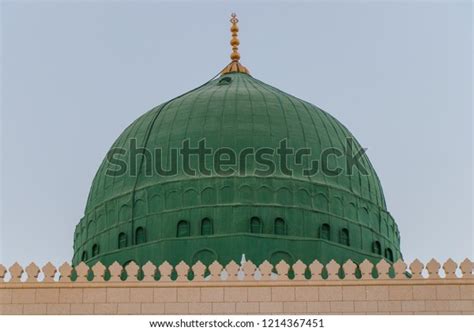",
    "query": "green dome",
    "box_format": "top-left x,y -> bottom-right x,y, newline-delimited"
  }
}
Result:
73,72 -> 401,267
